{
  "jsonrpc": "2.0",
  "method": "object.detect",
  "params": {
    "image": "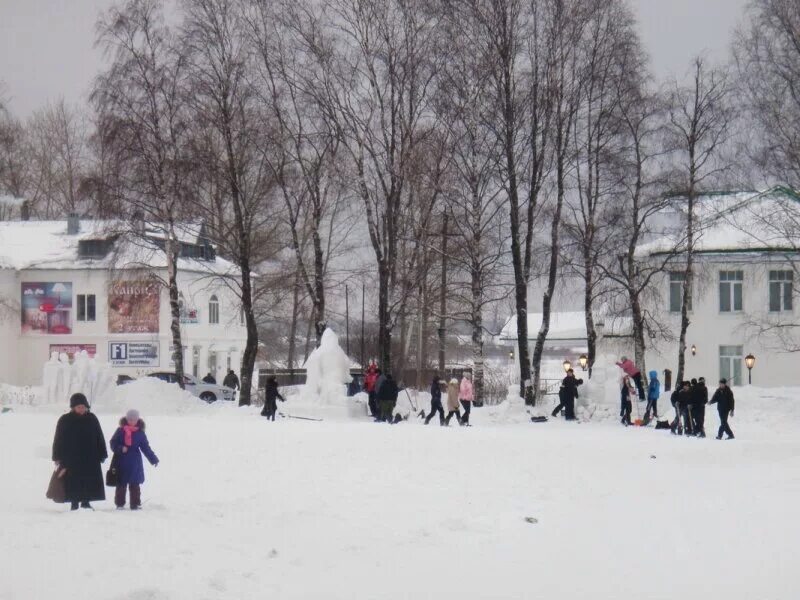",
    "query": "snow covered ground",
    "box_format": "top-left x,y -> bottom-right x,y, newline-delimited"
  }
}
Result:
1,386 -> 798,600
